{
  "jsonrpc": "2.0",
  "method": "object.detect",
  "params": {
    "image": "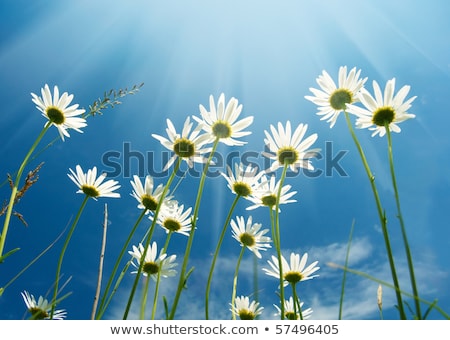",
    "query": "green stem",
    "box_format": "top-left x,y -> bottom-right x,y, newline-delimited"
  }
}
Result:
292,283 -> 303,320
51,195 -> 89,318
274,163 -> 289,319
139,275 -> 151,319
123,159 -> 180,319
205,194 -> 241,319
231,247 -> 245,320
343,111 -> 406,319
96,209 -> 147,319
0,123 -> 51,259
338,219 -> 355,320
151,232 -> 172,320
169,138 -> 219,319
385,124 -> 421,319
